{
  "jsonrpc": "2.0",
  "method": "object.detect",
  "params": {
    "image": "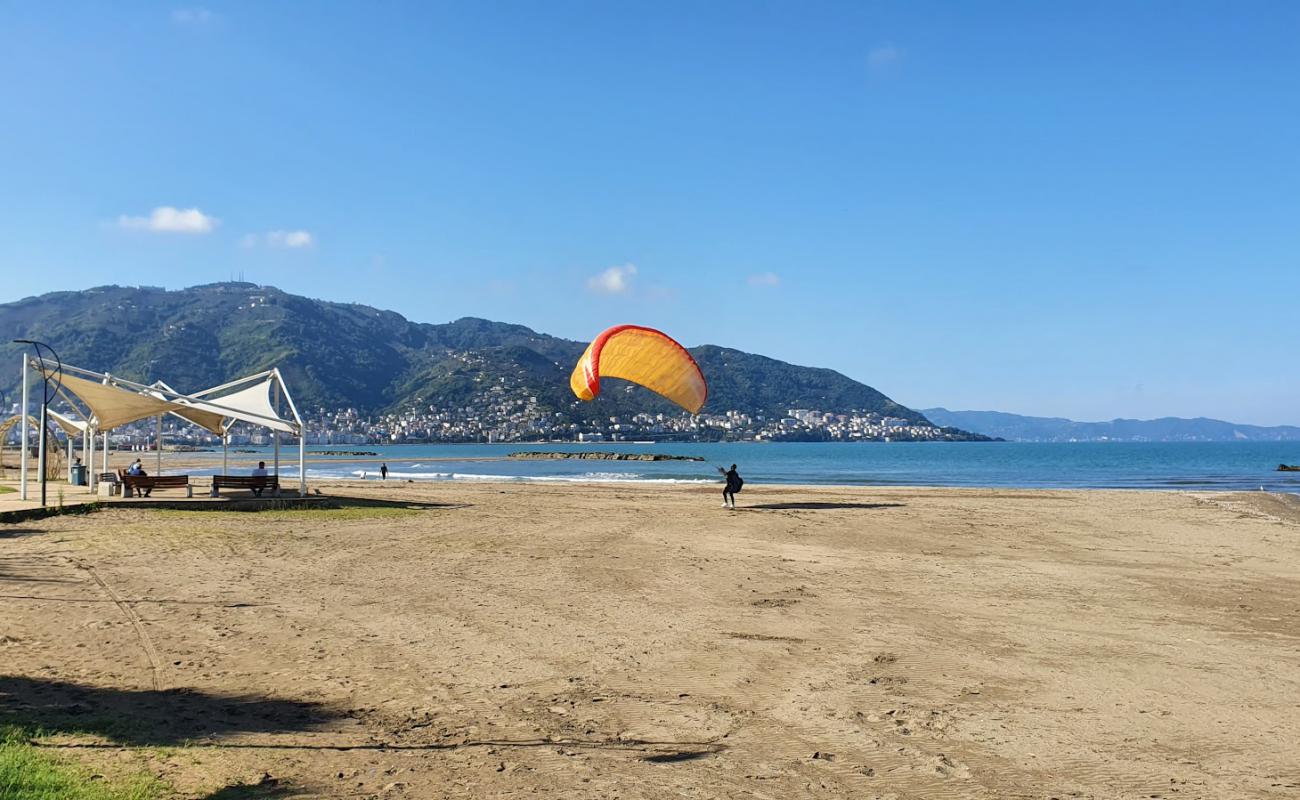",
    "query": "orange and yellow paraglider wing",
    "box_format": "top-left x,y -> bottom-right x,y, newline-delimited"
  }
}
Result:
569,325 -> 708,414
570,339 -> 601,402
